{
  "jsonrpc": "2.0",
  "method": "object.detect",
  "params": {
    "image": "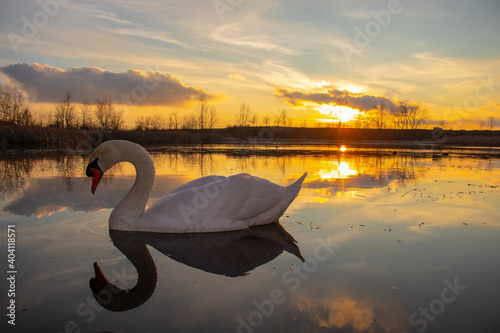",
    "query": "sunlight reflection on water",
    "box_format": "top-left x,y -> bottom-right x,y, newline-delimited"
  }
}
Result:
1,146 -> 499,333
